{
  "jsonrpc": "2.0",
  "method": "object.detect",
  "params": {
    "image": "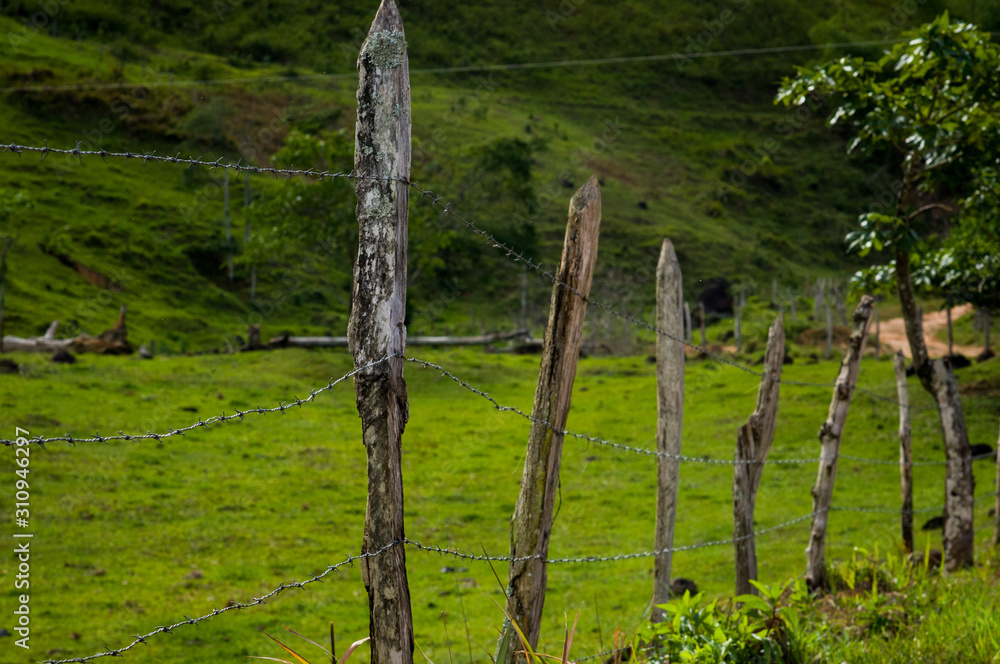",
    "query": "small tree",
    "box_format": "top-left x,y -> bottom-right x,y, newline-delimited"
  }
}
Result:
777,14 -> 1000,571
0,191 -> 32,353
